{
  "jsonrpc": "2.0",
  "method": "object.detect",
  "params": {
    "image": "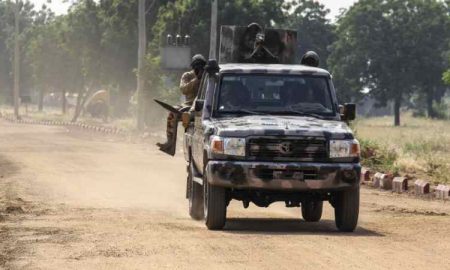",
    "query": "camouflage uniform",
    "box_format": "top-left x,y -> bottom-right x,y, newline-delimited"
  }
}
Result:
180,70 -> 201,106
158,54 -> 206,155
163,70 -> 201,149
